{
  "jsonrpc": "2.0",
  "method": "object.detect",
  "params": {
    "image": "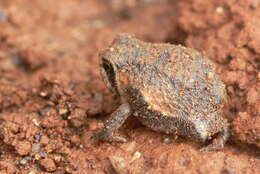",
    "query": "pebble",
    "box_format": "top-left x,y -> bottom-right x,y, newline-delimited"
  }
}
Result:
20,156 -> 31,165
40,158 -> 57,172
0,10 -> 7,22
15,141 -> 32,156
34,133 -> 42,143
131,151 -> 141,162
32,143 -> 41,153
163,137 -> 173,144
109,156 -> 126,172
